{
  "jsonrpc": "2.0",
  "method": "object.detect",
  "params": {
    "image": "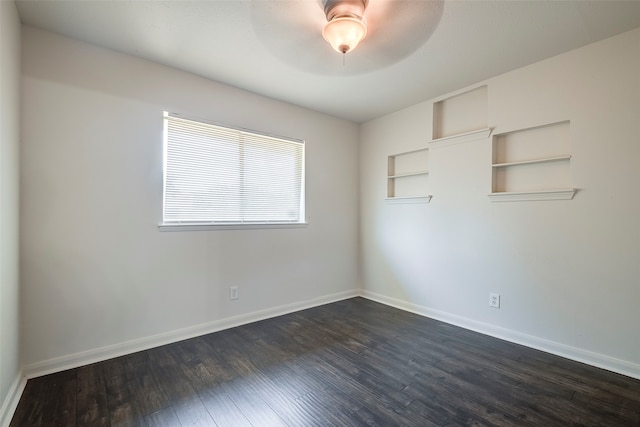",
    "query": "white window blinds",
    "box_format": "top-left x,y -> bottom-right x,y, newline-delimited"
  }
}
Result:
163,112 -> 305,224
